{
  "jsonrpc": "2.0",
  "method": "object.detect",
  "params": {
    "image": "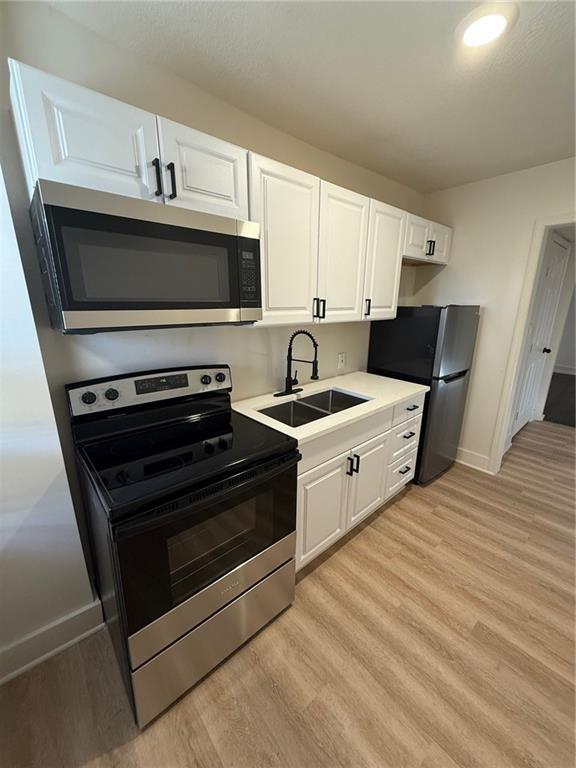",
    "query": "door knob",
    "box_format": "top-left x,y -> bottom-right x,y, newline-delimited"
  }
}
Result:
542,347 -> 552,354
